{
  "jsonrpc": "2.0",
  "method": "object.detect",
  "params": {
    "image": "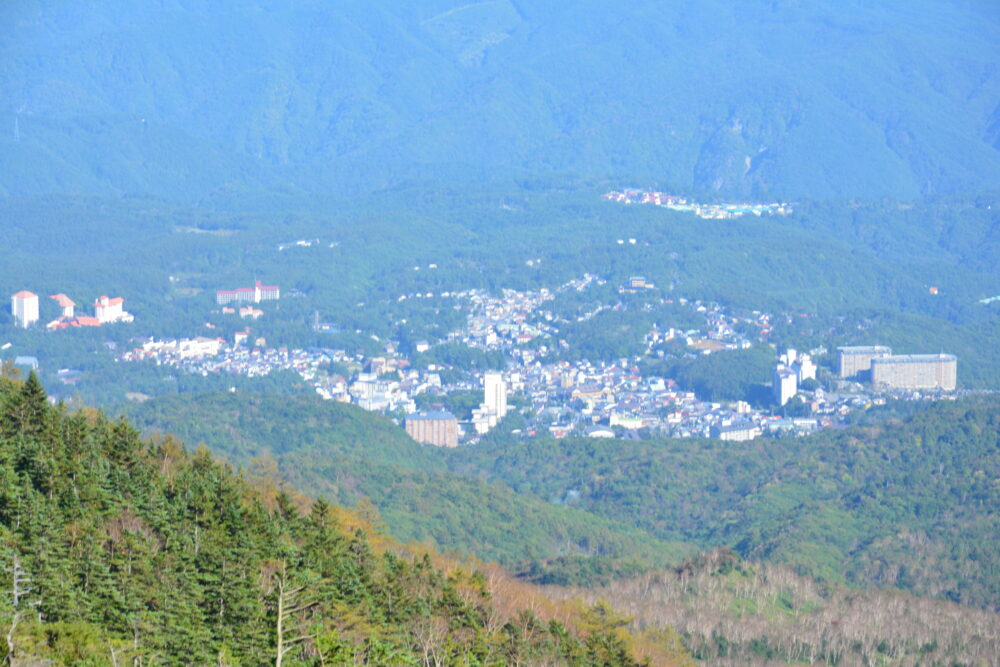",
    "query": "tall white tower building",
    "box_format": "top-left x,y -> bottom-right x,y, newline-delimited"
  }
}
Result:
772,366 -> 798,406
11,291 -> 39,328
483,371 -> 508,418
